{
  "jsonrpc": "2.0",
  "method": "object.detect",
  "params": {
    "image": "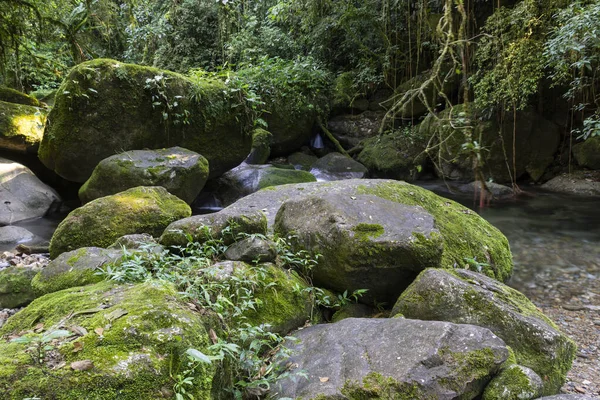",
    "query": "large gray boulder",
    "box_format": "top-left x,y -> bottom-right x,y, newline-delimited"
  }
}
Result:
542,172 -> 600,197
78,147 -> 209,204
274,193 -> 443,304
0,157 -> 61,225
392,268 -> 577,395
273,317 -> 509,399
